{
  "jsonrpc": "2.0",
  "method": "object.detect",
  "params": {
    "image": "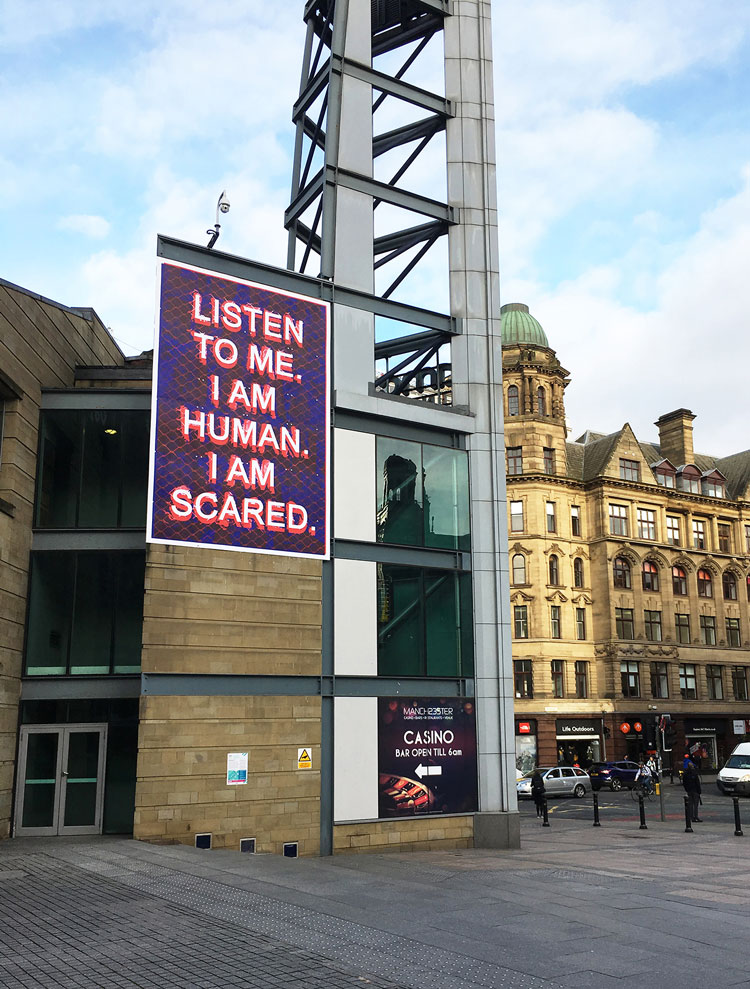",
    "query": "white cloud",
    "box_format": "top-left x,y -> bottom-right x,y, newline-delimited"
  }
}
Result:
58,214 -> 111,238
507,167 -> 750,456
